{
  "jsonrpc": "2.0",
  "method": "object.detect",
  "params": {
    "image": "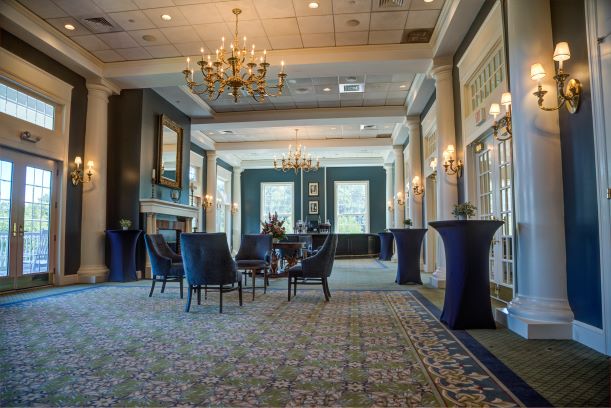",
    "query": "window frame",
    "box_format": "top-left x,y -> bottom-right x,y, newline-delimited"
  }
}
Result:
260,182 -> 294,233
334,180 -> 370,234
0,79 -> 57,131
